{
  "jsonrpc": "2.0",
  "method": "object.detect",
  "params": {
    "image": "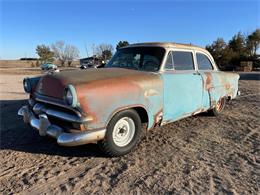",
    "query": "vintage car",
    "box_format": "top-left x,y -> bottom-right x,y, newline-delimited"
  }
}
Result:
41,63 -> 57,71
18,42 -> 240,156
